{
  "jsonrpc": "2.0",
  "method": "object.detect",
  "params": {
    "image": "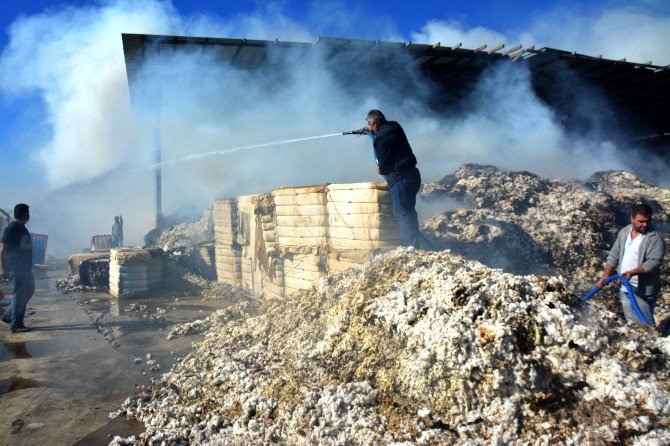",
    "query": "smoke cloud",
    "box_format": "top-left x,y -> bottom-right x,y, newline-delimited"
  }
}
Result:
0,1 -> 179,186
411,4 -> 670,65
410,20 -> 512,50
0,0 -> 667,256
